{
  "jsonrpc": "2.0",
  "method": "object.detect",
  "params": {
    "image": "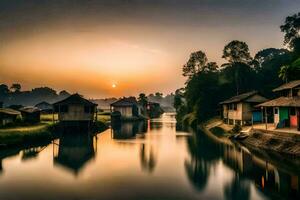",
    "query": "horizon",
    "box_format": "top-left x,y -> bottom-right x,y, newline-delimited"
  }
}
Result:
0,0 -> 299,98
